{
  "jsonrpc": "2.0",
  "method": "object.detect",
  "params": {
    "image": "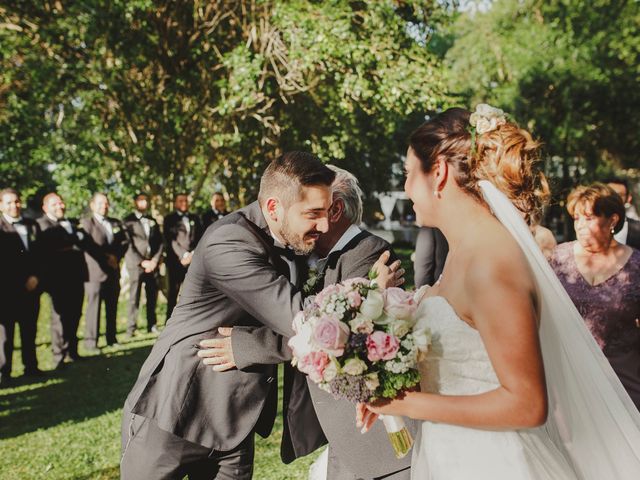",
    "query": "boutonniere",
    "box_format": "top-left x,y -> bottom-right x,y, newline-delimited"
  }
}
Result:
29,231 -> 37,243
303,267 -> 325,297
112,225 -> 121,234
189,219 -> 195,226
149,219 -> 155,226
